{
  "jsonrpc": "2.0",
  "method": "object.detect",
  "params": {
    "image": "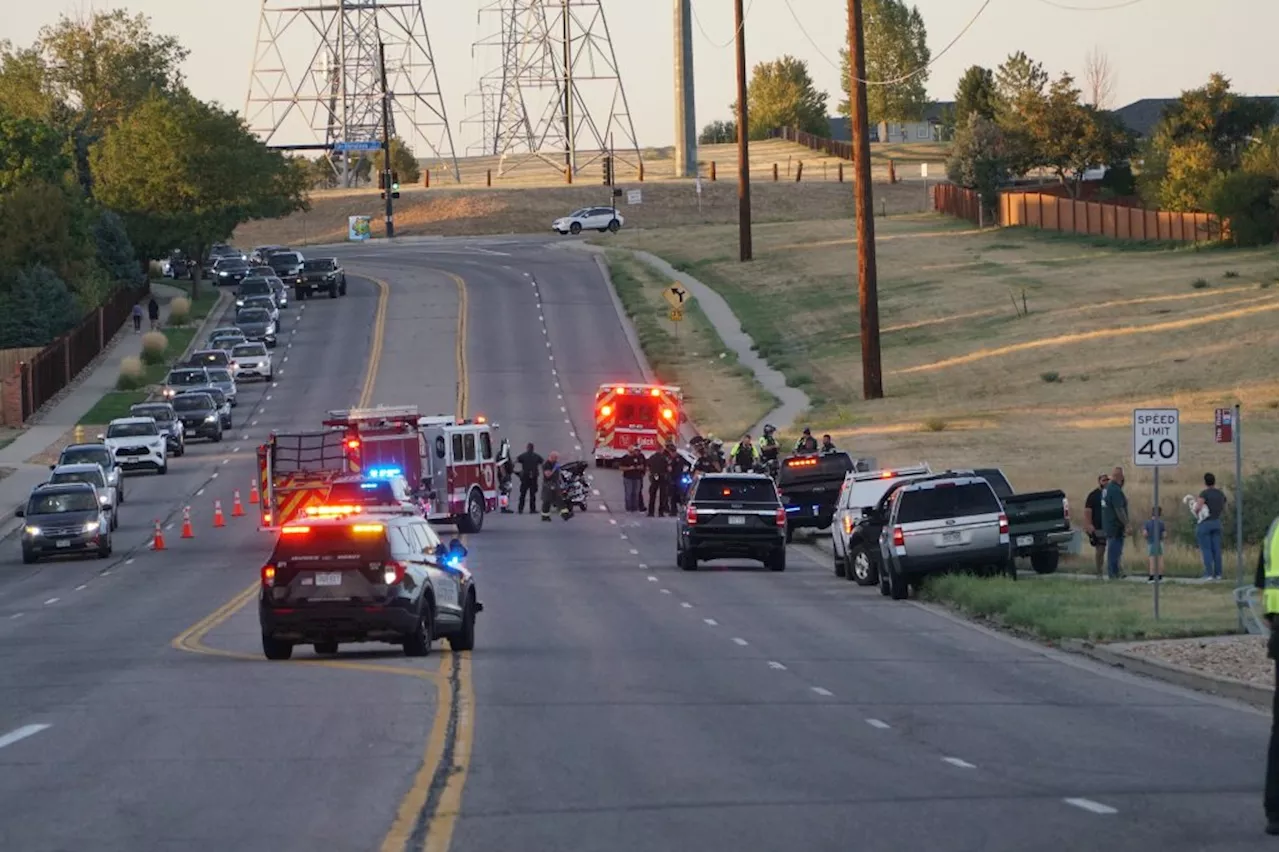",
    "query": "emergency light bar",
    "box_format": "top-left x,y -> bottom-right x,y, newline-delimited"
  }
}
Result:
365,466 -> 402,479
303,504 -> 363,517
326,405 -> 421,421
786,457 -> 819,467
